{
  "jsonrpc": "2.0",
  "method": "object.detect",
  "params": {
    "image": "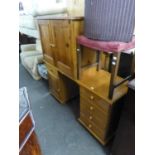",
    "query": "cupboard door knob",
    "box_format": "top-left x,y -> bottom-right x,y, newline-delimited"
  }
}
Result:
90,96 -> 94,100
50,44 -> 55,47
90,106 -> 94,110
89,116 -> 93,120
